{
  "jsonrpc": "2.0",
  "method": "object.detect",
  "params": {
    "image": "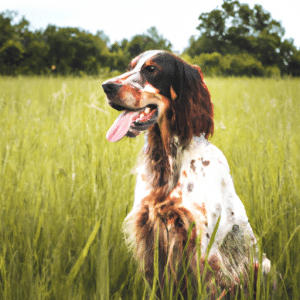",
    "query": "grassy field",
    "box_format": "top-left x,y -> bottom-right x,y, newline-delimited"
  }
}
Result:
0,76 -> 299,299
